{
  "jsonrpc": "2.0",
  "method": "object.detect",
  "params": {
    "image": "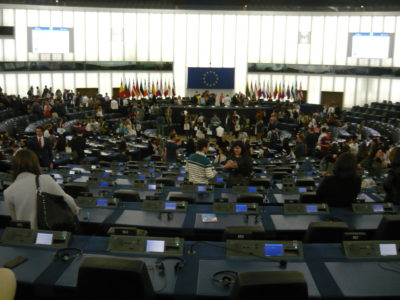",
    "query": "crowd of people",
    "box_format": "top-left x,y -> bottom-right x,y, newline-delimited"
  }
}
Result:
1,84 -> 400,233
